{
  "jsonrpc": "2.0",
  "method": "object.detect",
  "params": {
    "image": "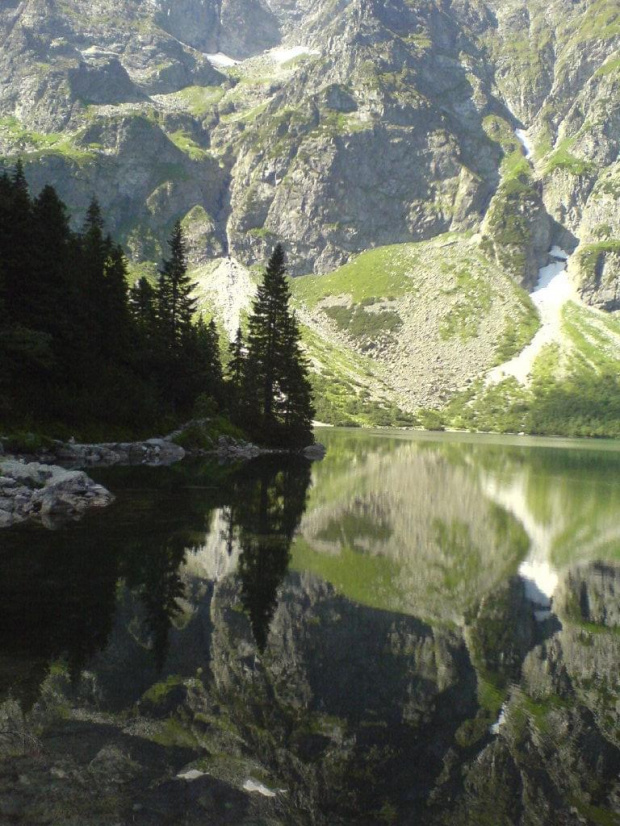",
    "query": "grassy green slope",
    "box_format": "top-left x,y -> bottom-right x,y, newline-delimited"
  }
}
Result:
291,233 -> 540,424
444,301 -> 620,437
